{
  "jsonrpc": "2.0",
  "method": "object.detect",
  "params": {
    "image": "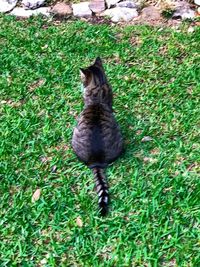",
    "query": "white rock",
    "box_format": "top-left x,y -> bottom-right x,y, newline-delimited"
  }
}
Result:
116,1 -> 137,8
106,0 -> 120,9
72,2 -> 92,17
10,7 -> 50,17
141,136 -> 153,142
174,0 -> 190,8
103,7 -> 138,22
22,0 -> 45,10
194,0 -> 200,6
107,0 -> 143,8
0,0 -> 18,13
172,7 -> 195,20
